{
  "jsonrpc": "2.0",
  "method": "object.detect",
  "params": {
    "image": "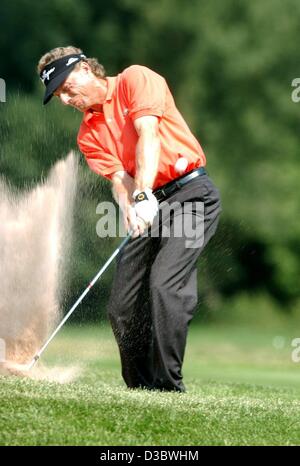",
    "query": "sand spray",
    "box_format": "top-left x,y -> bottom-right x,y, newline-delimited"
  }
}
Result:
0,152 -> 79,381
